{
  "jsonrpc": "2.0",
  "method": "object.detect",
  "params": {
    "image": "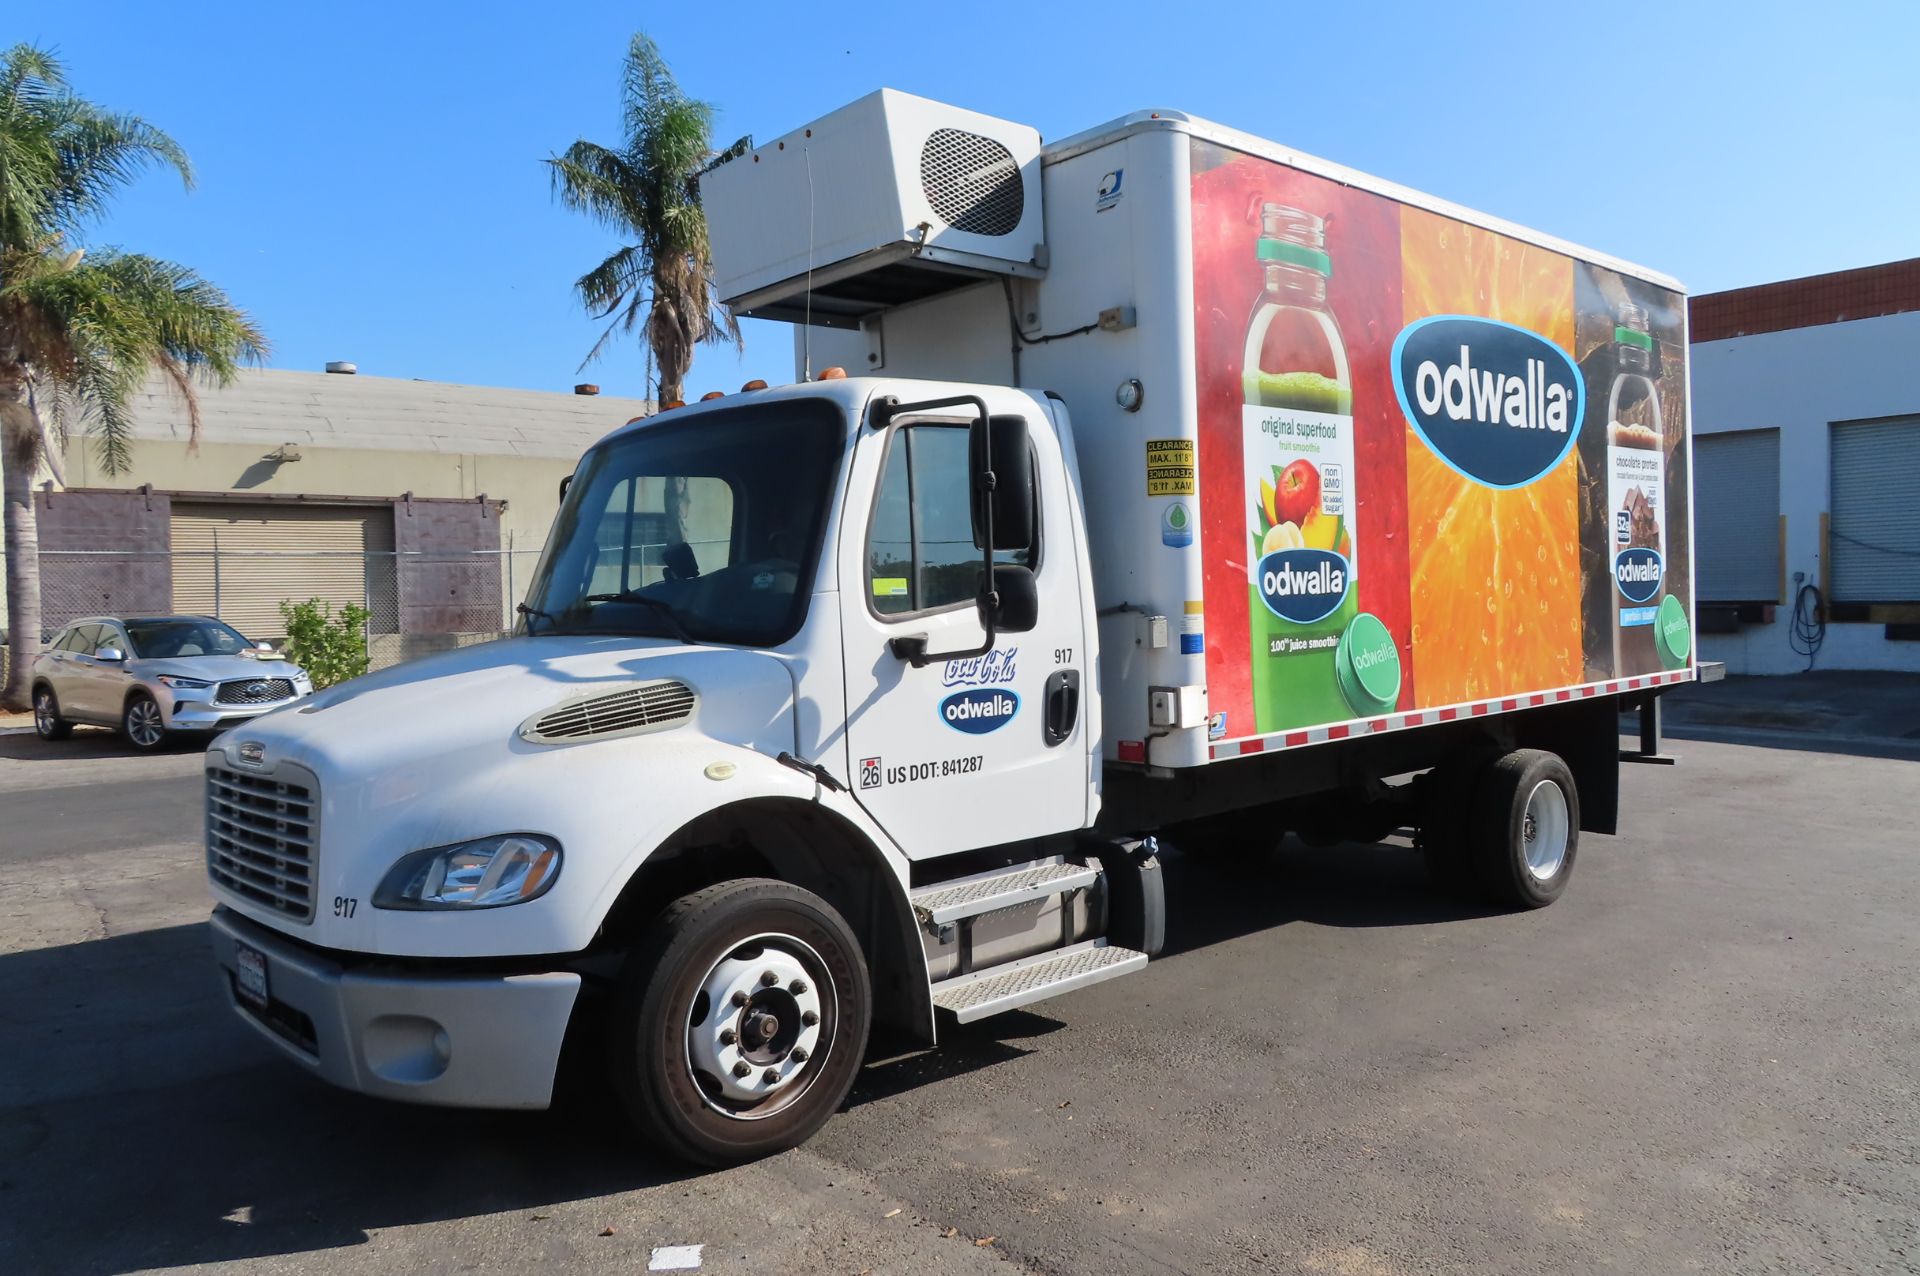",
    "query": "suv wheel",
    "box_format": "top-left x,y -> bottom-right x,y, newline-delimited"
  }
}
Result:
122,692 -> 168,750
33,686 -> 73,740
